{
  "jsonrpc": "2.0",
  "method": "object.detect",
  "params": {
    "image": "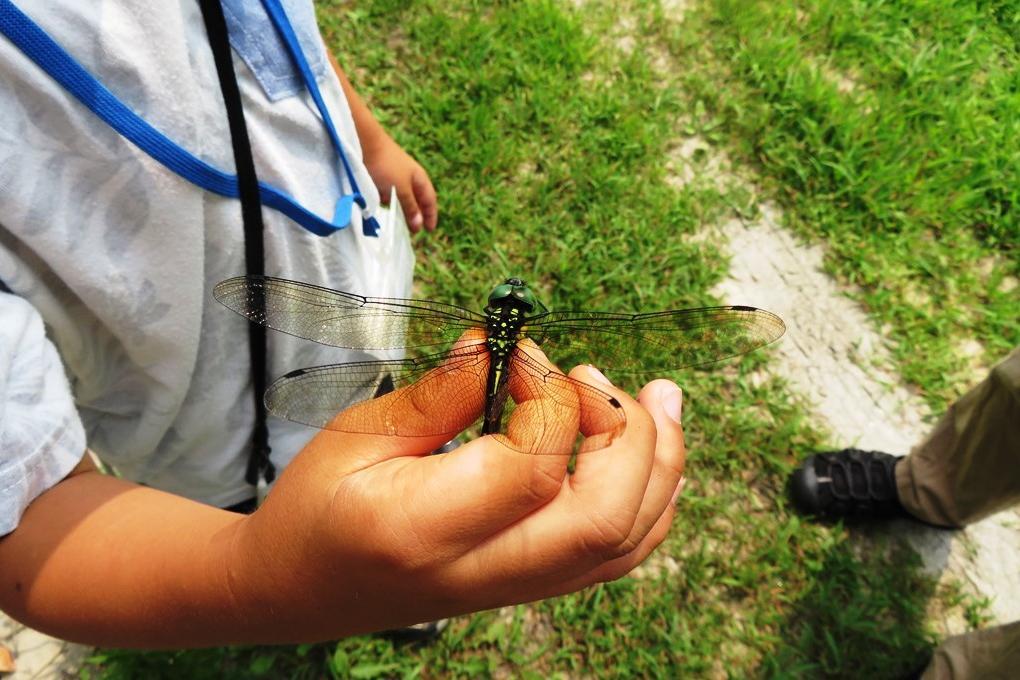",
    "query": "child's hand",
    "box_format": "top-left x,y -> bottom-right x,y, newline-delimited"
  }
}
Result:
325,54 -> 437,233
0,335 -> 683,647
233,342 -> 686,641
363,133 -> 437,233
